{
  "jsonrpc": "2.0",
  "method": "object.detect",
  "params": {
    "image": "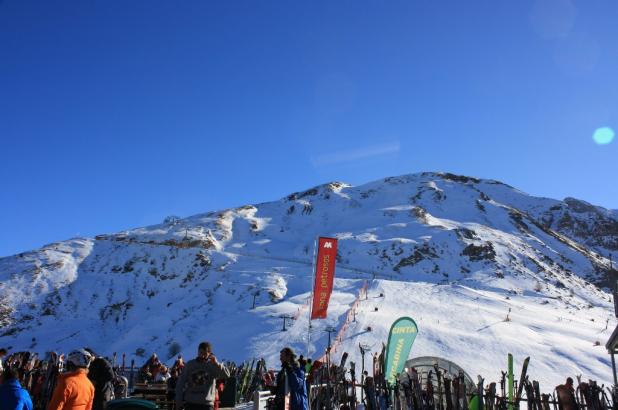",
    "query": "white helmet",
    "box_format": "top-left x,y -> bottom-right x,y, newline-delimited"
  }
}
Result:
67,349 -> 92,369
